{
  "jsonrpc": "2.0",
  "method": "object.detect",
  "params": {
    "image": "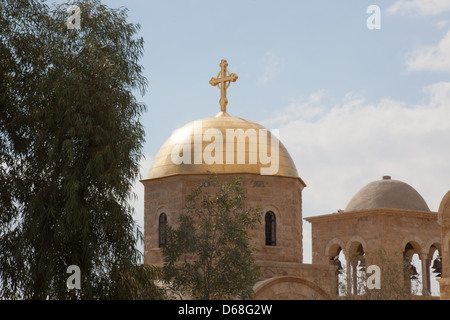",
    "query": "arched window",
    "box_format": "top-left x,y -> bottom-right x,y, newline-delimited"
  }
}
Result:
349,242 -> 365,296
429,248 -> 442,296
159,213 -> 167,248
265,211 -> 276,246
332,248 -> 347,296
404,243 -> 422,295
